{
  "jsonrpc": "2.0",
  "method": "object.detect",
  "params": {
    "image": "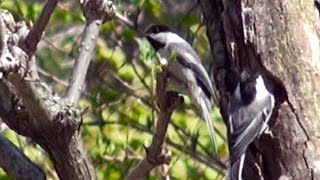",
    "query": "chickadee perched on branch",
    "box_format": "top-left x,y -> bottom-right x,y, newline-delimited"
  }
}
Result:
226,70 -> 276,180
144,24 -> 217,152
